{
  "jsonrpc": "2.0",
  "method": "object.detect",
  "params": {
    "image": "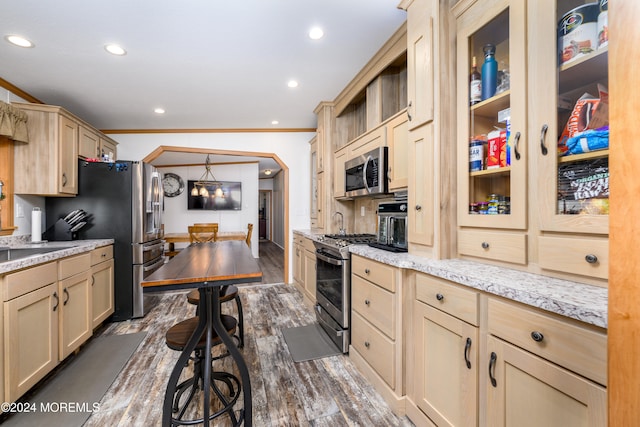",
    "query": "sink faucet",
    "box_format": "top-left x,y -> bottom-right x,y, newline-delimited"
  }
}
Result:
334,212 -> 346,235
